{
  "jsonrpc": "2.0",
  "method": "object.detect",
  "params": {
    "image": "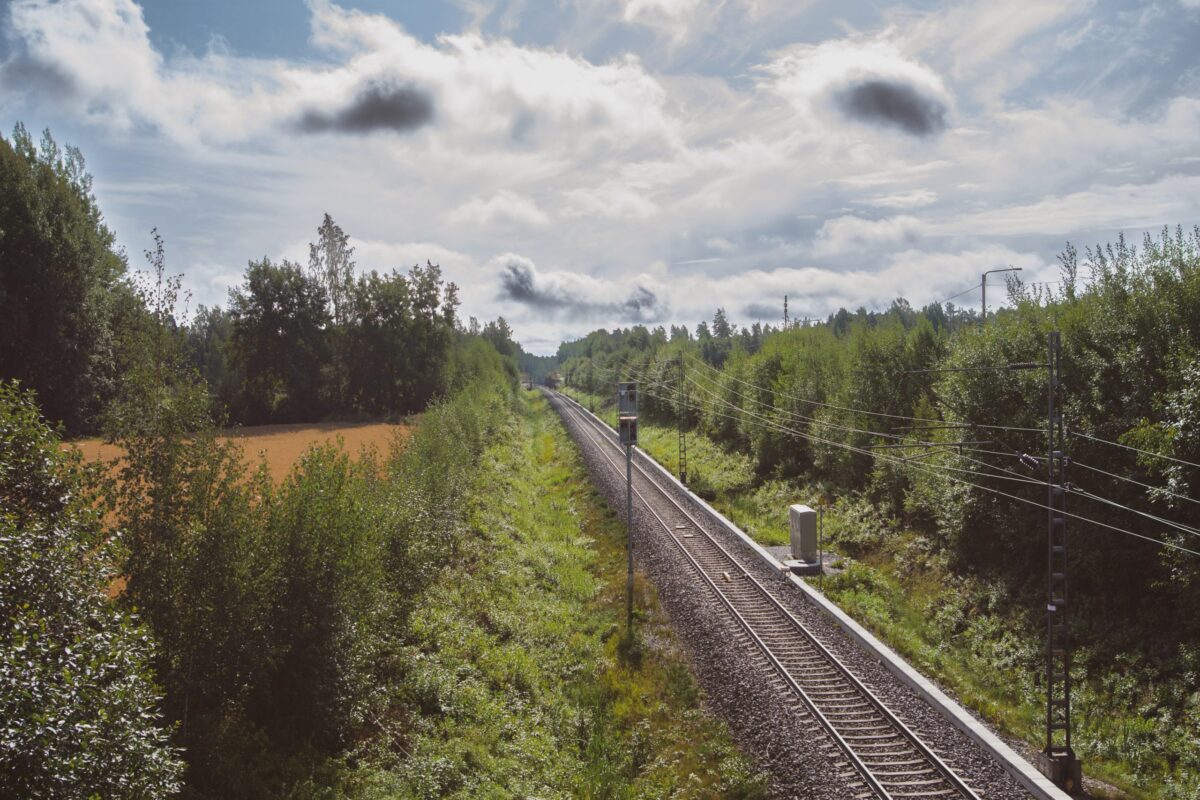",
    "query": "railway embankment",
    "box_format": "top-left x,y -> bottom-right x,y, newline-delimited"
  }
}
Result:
549,388 -> 1048,800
